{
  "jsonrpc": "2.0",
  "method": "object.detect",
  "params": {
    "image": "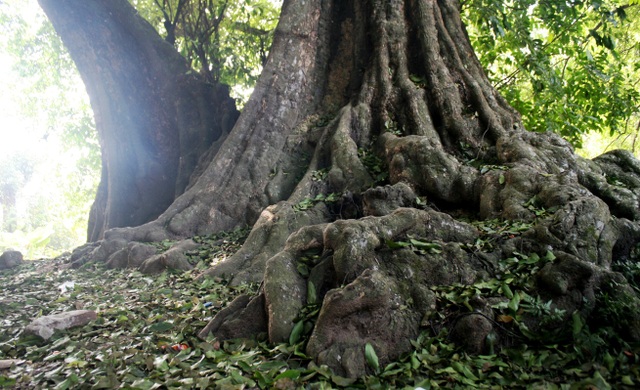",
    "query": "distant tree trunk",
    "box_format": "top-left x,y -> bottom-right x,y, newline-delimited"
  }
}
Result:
43,0 -> 640,378
38,0 -> 239,241
0,195 -> 17,233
